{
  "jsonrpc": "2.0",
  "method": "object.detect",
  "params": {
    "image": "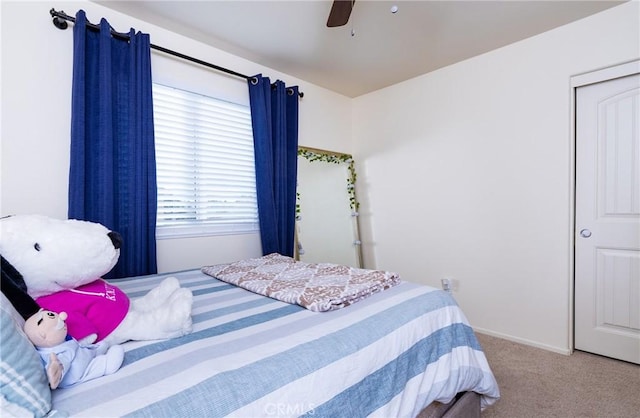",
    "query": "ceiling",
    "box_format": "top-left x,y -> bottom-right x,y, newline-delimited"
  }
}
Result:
95,1 -> 625,98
